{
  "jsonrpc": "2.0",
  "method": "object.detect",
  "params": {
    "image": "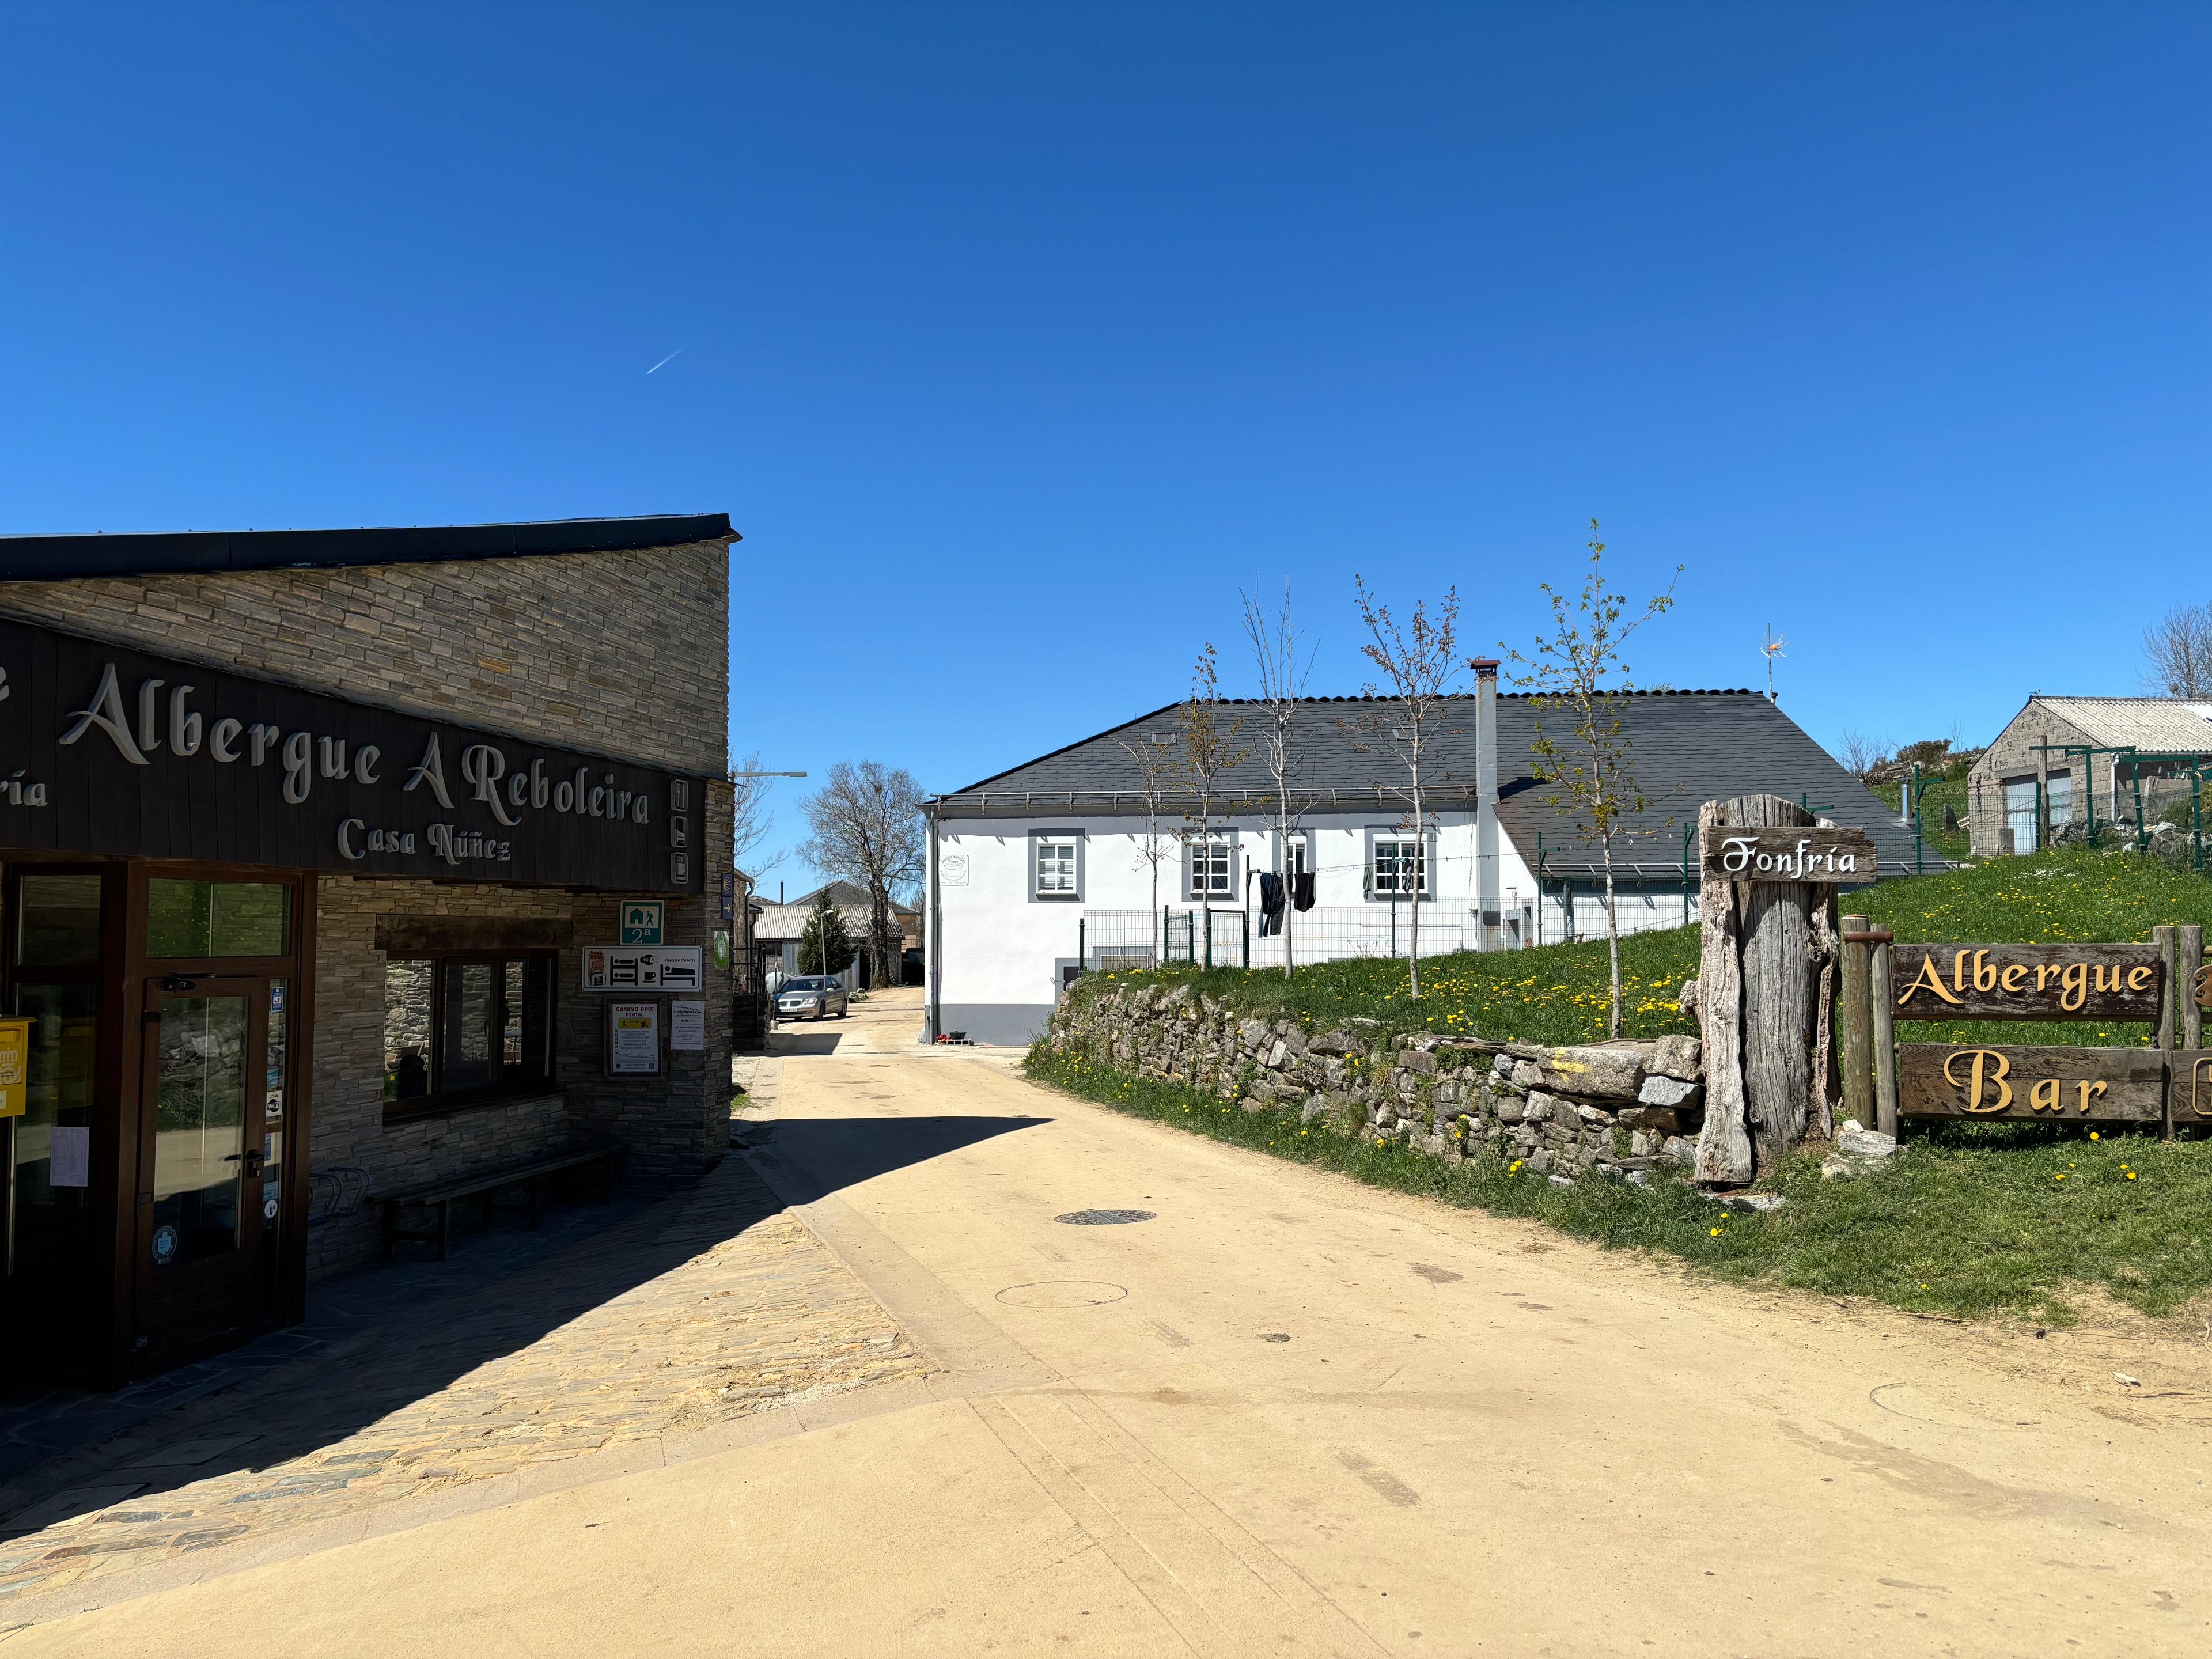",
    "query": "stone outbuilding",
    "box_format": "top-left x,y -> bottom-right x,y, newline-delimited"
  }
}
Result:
0,514 -> 741,1389
1968,696 -> 2212,855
